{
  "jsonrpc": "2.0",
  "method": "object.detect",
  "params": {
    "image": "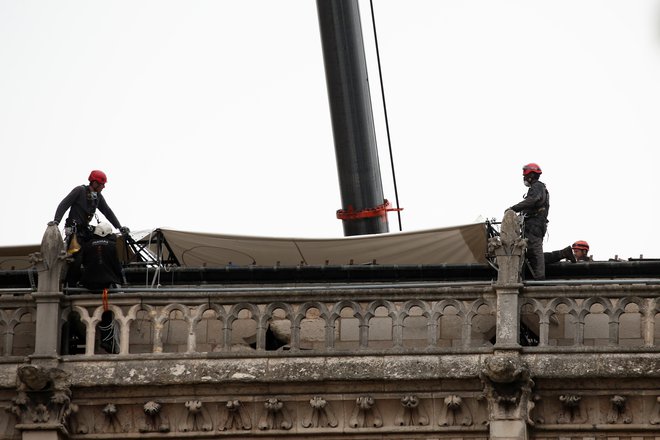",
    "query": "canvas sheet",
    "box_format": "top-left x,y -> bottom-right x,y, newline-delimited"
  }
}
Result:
153,223 -> 487,267
0,245 -> 40,270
